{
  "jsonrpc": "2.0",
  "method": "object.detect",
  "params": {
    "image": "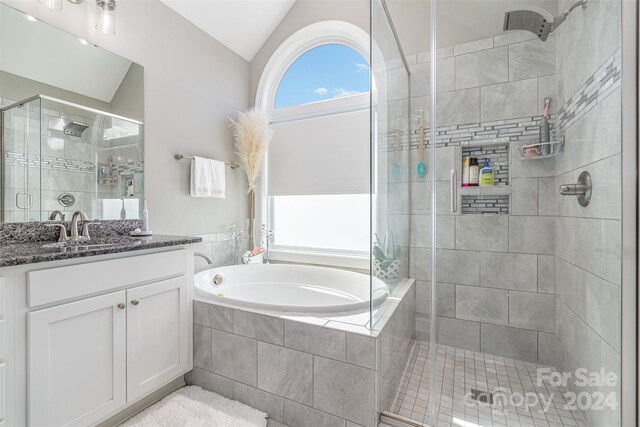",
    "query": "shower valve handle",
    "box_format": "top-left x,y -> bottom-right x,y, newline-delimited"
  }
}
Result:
559,183 -> 588,196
